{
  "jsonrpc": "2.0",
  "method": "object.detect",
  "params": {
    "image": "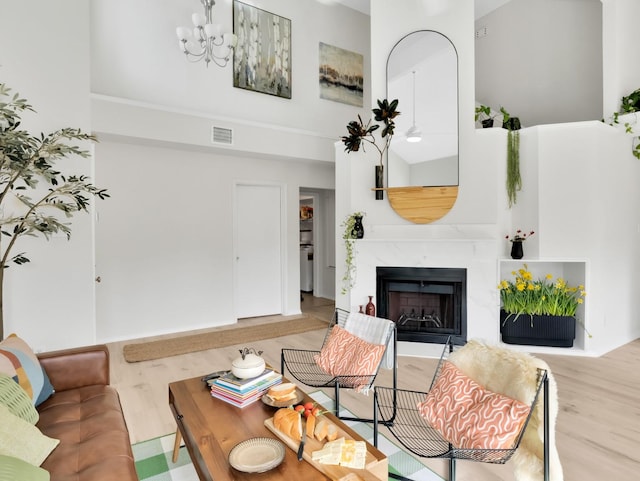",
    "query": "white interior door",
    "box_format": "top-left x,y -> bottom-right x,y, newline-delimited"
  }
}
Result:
235,183 -> 283,319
